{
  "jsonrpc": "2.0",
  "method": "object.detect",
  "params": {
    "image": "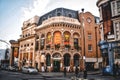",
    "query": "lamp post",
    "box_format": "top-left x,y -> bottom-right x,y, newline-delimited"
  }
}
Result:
81,8 -> 86,70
